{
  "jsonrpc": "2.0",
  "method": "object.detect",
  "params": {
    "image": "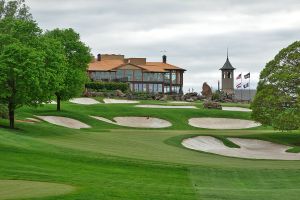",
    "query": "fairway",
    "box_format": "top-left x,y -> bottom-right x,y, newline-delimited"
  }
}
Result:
1,101 -> 300,199
0,180 -> 74,200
